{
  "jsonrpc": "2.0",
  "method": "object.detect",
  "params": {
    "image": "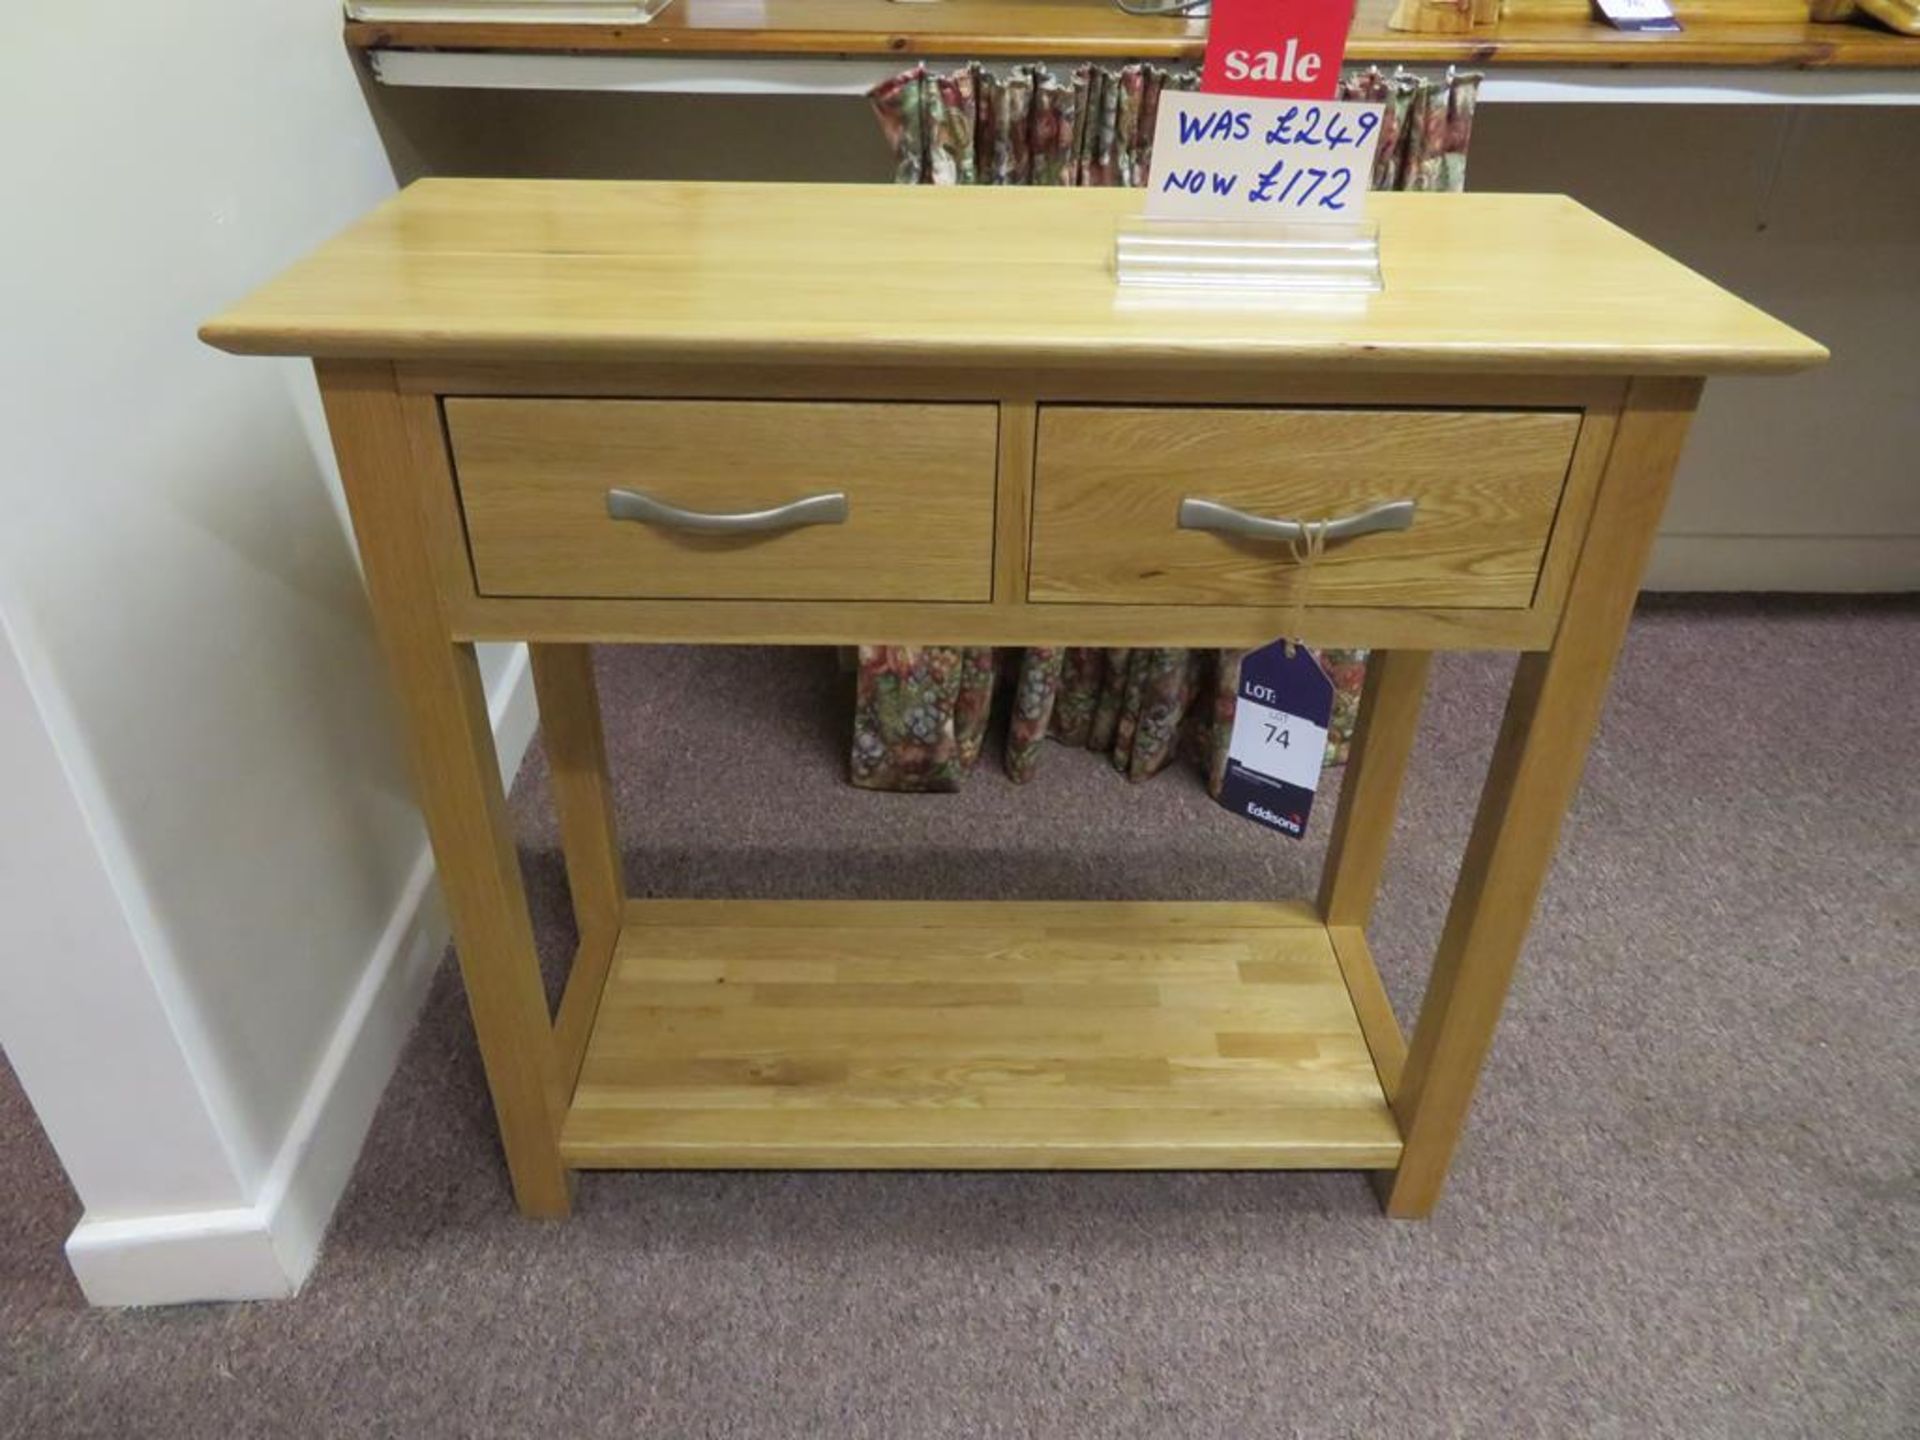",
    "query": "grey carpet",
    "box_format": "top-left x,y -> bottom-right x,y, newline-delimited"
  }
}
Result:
4,596 -> 1916,1438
